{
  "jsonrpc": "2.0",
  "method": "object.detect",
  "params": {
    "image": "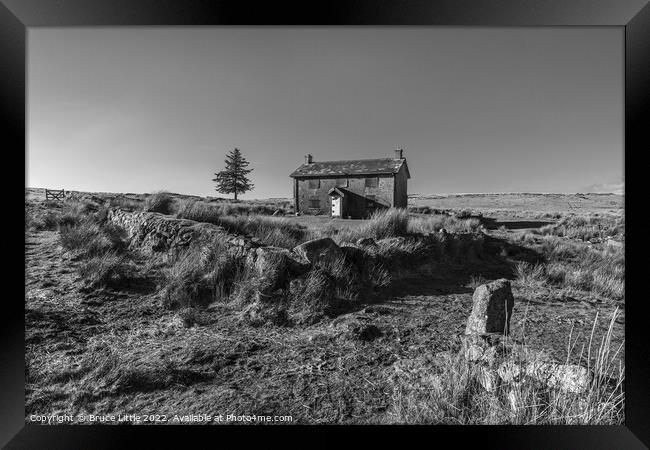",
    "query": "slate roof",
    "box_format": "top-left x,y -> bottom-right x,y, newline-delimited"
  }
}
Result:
290,158 -> 410,178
